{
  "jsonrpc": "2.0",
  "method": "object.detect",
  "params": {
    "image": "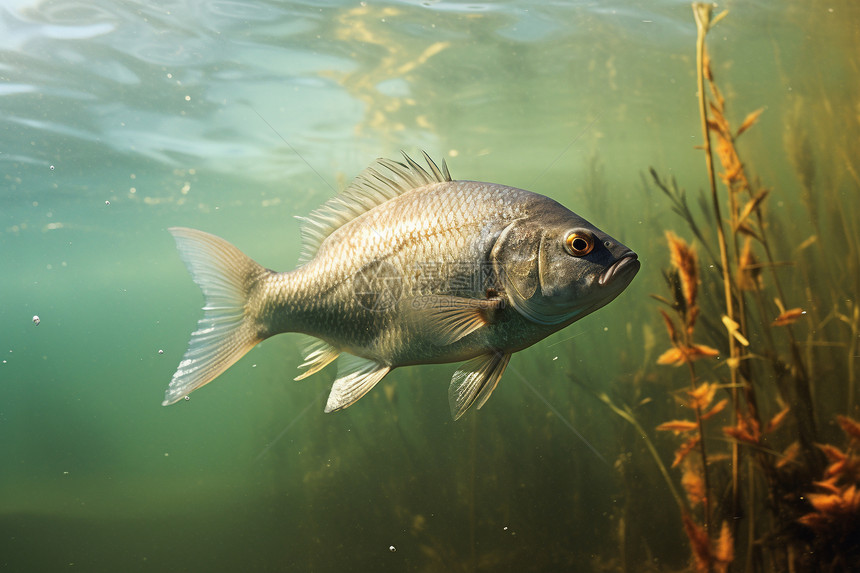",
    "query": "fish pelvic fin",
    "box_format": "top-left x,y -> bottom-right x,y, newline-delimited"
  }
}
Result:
324,355 -> 391,413
448,351 -> 511,420
163,227 -> 271,406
